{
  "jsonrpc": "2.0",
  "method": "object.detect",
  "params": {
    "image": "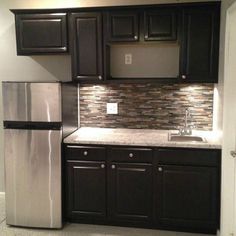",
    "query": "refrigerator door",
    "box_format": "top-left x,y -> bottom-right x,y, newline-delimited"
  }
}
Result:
4,129 -> 62,228
2,82 -> 61,122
